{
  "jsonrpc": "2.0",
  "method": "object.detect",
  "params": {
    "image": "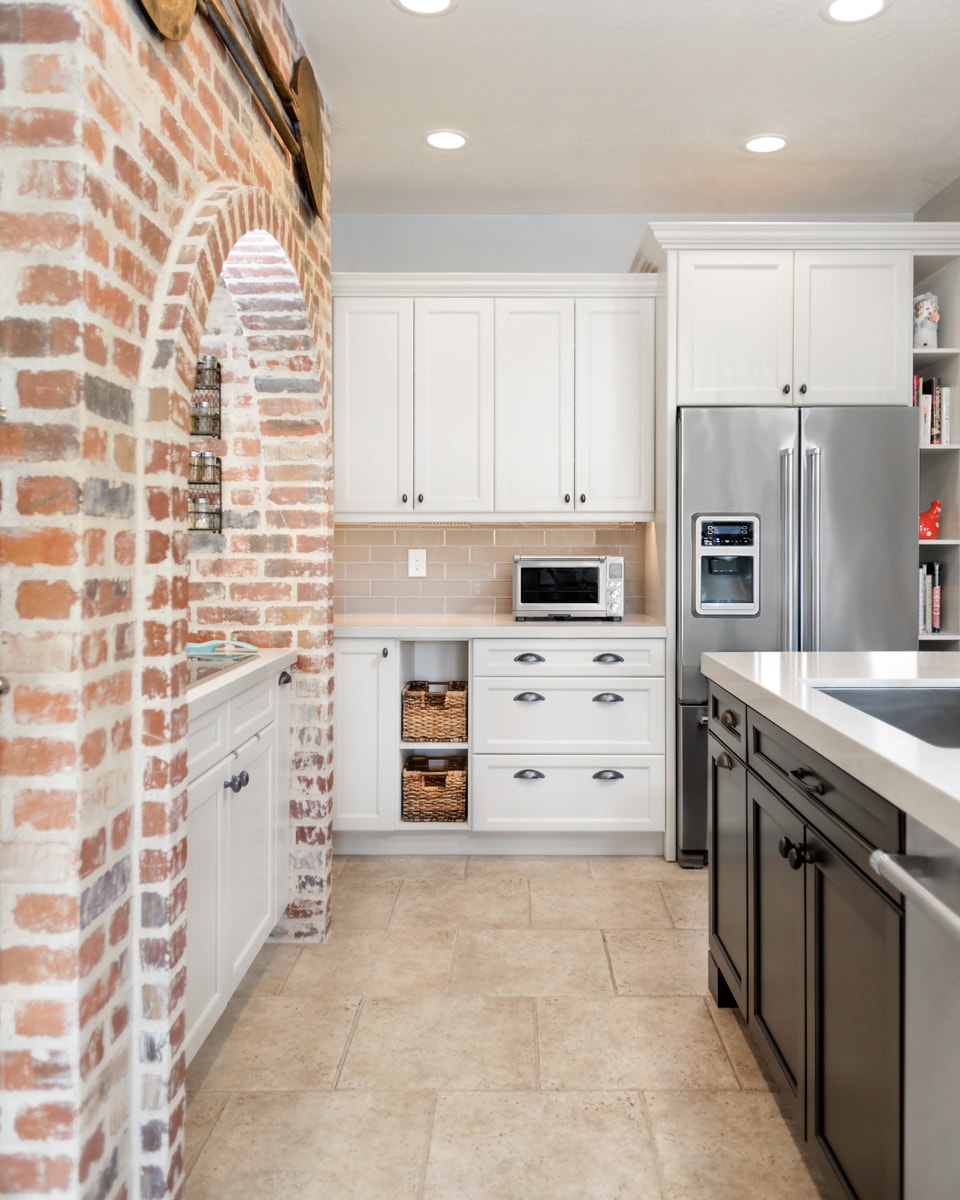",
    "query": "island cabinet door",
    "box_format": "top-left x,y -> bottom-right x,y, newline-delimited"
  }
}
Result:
748,772 -> 806,1133
804,830 -> 902,1200
707,733 -> 748,1017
